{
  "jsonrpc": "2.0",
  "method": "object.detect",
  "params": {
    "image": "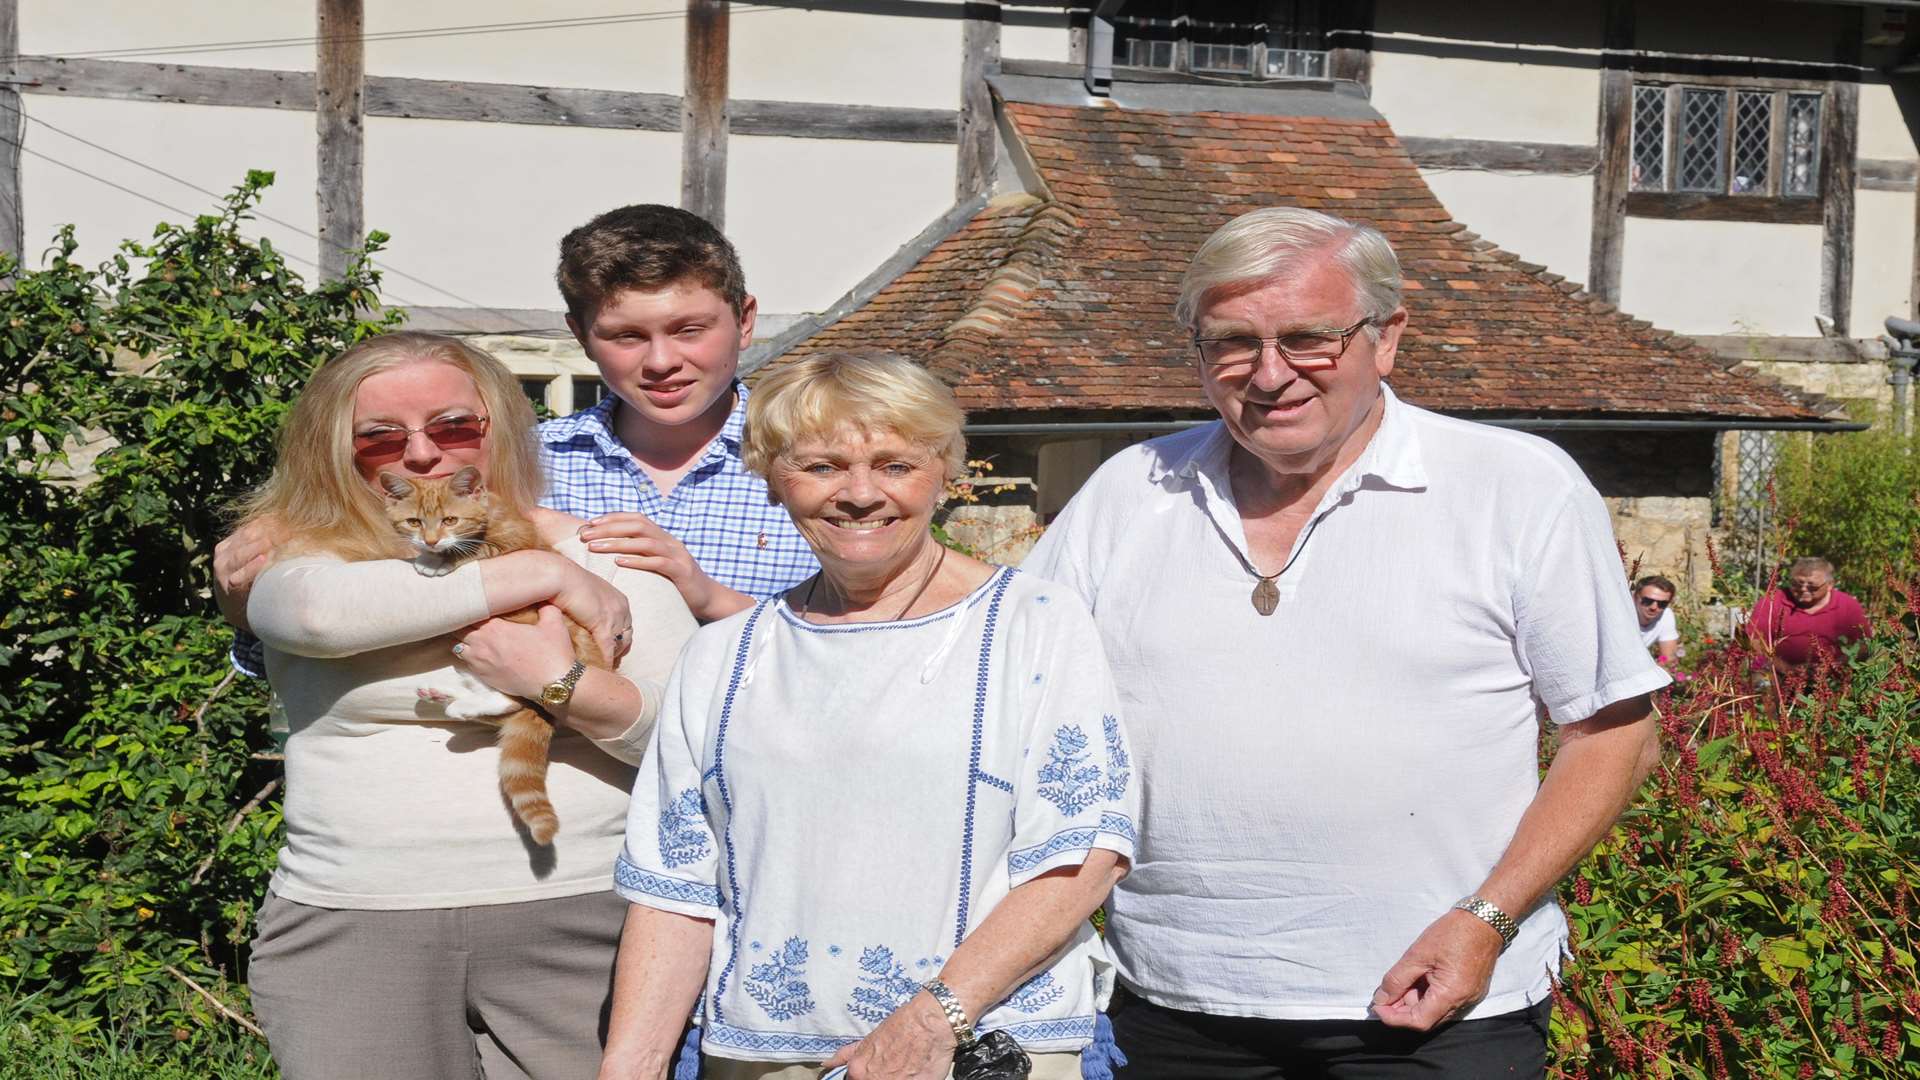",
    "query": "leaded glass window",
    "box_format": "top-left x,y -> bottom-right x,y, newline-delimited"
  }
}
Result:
1676,88 -> 1727,193
1630,82 -> 1821,199
1631,85 -> 1667,192
1784,93 -> 1822,197
1190,42 -> 1253,74
1731,91 -> 1772,194
1126,39 -> 1176,68
1266,48 -> 1325,78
